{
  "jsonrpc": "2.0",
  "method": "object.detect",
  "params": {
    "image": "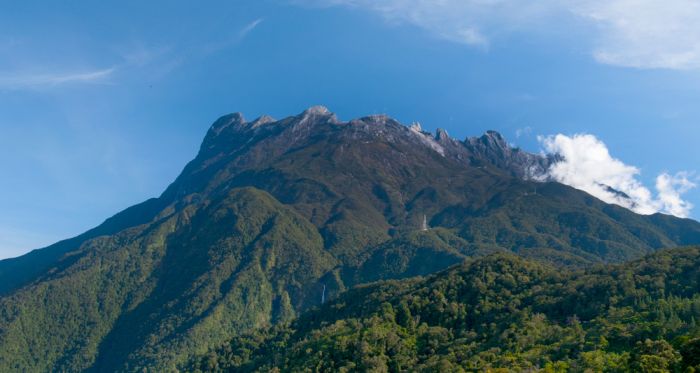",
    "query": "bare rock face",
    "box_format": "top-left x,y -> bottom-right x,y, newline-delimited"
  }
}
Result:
464,130 -> 556,179
198,107 -> 555,187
